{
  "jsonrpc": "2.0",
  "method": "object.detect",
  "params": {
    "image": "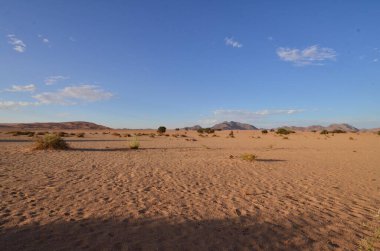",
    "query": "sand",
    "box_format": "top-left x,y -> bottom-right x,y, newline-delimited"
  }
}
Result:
0,130 -> 379,250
